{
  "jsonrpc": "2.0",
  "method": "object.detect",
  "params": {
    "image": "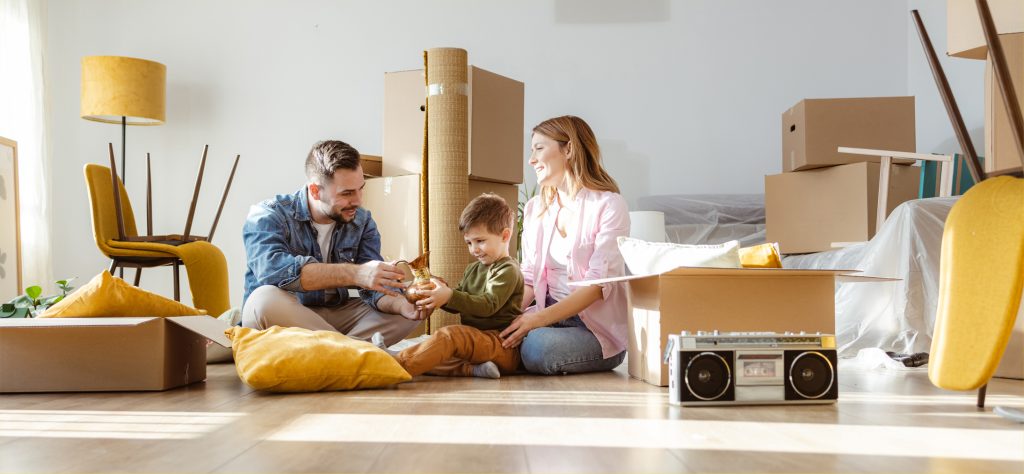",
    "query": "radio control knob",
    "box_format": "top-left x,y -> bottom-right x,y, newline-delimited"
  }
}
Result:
681,331 -> 690,336
784,331 -> 793,335
697,331 -> 706,336
799,331 -> 807,335
712,330 -> 720,336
